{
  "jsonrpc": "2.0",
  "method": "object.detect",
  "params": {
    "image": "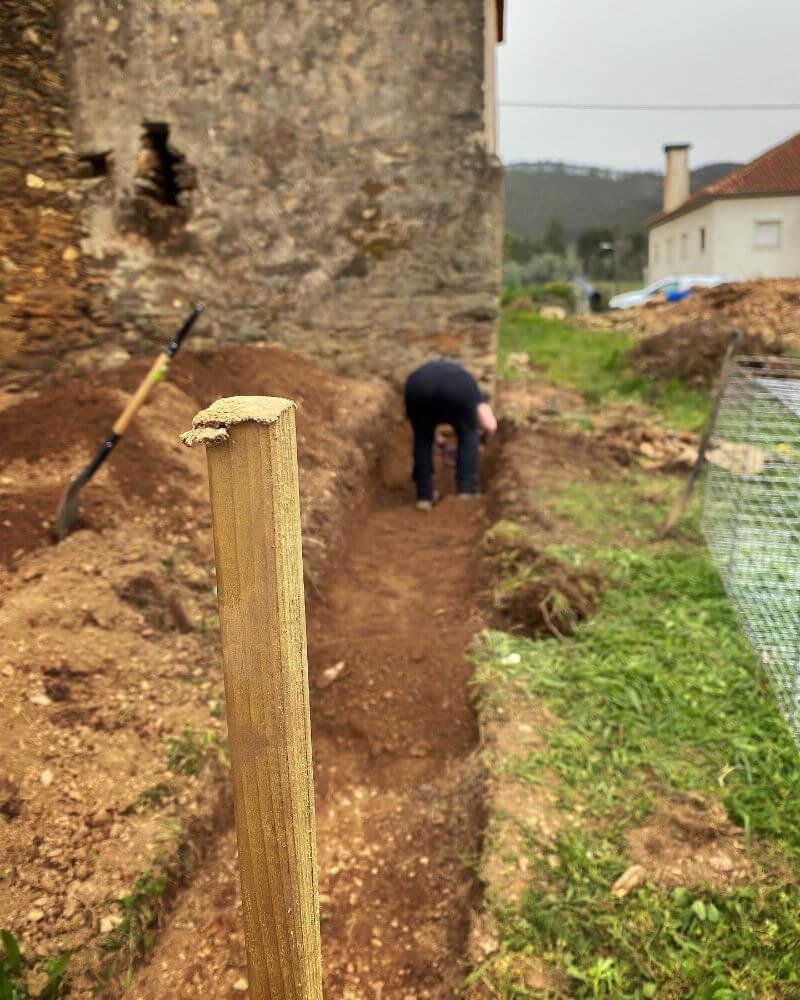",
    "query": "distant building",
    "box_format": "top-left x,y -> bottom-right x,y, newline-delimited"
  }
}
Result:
645,134 -> 800,282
